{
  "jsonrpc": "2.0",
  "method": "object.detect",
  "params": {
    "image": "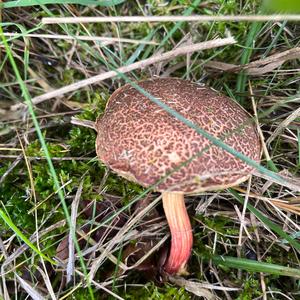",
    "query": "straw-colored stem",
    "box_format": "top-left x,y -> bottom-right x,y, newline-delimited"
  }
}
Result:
71,117 -> 96,131
162,192 -> 193,275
